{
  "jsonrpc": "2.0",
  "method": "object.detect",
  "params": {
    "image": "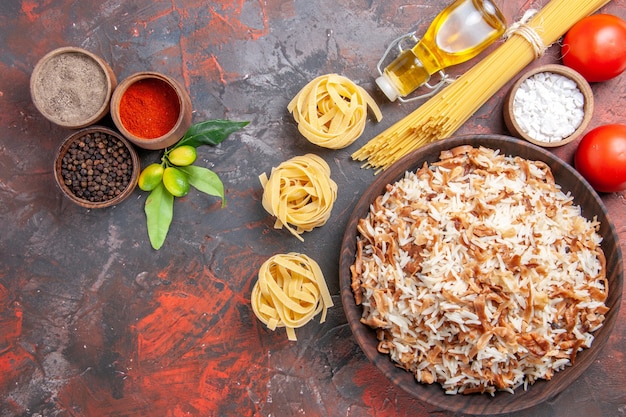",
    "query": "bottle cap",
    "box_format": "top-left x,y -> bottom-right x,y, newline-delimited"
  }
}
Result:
376,74 -> 400,102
